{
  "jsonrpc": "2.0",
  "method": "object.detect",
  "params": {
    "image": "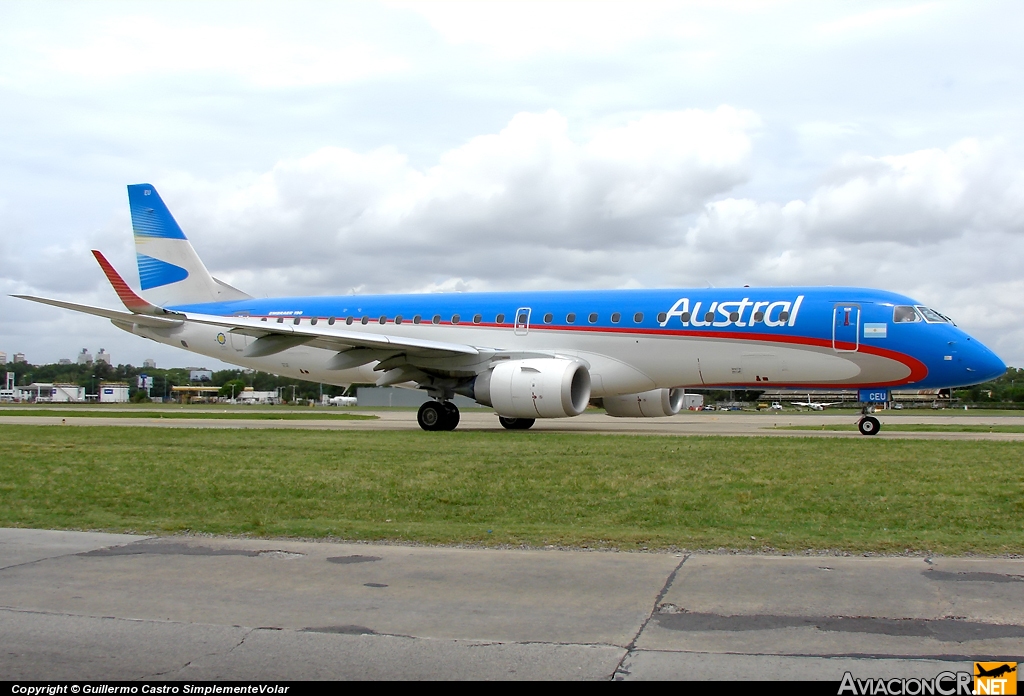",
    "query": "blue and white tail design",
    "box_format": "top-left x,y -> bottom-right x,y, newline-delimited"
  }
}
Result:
128,184 -> 250,307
